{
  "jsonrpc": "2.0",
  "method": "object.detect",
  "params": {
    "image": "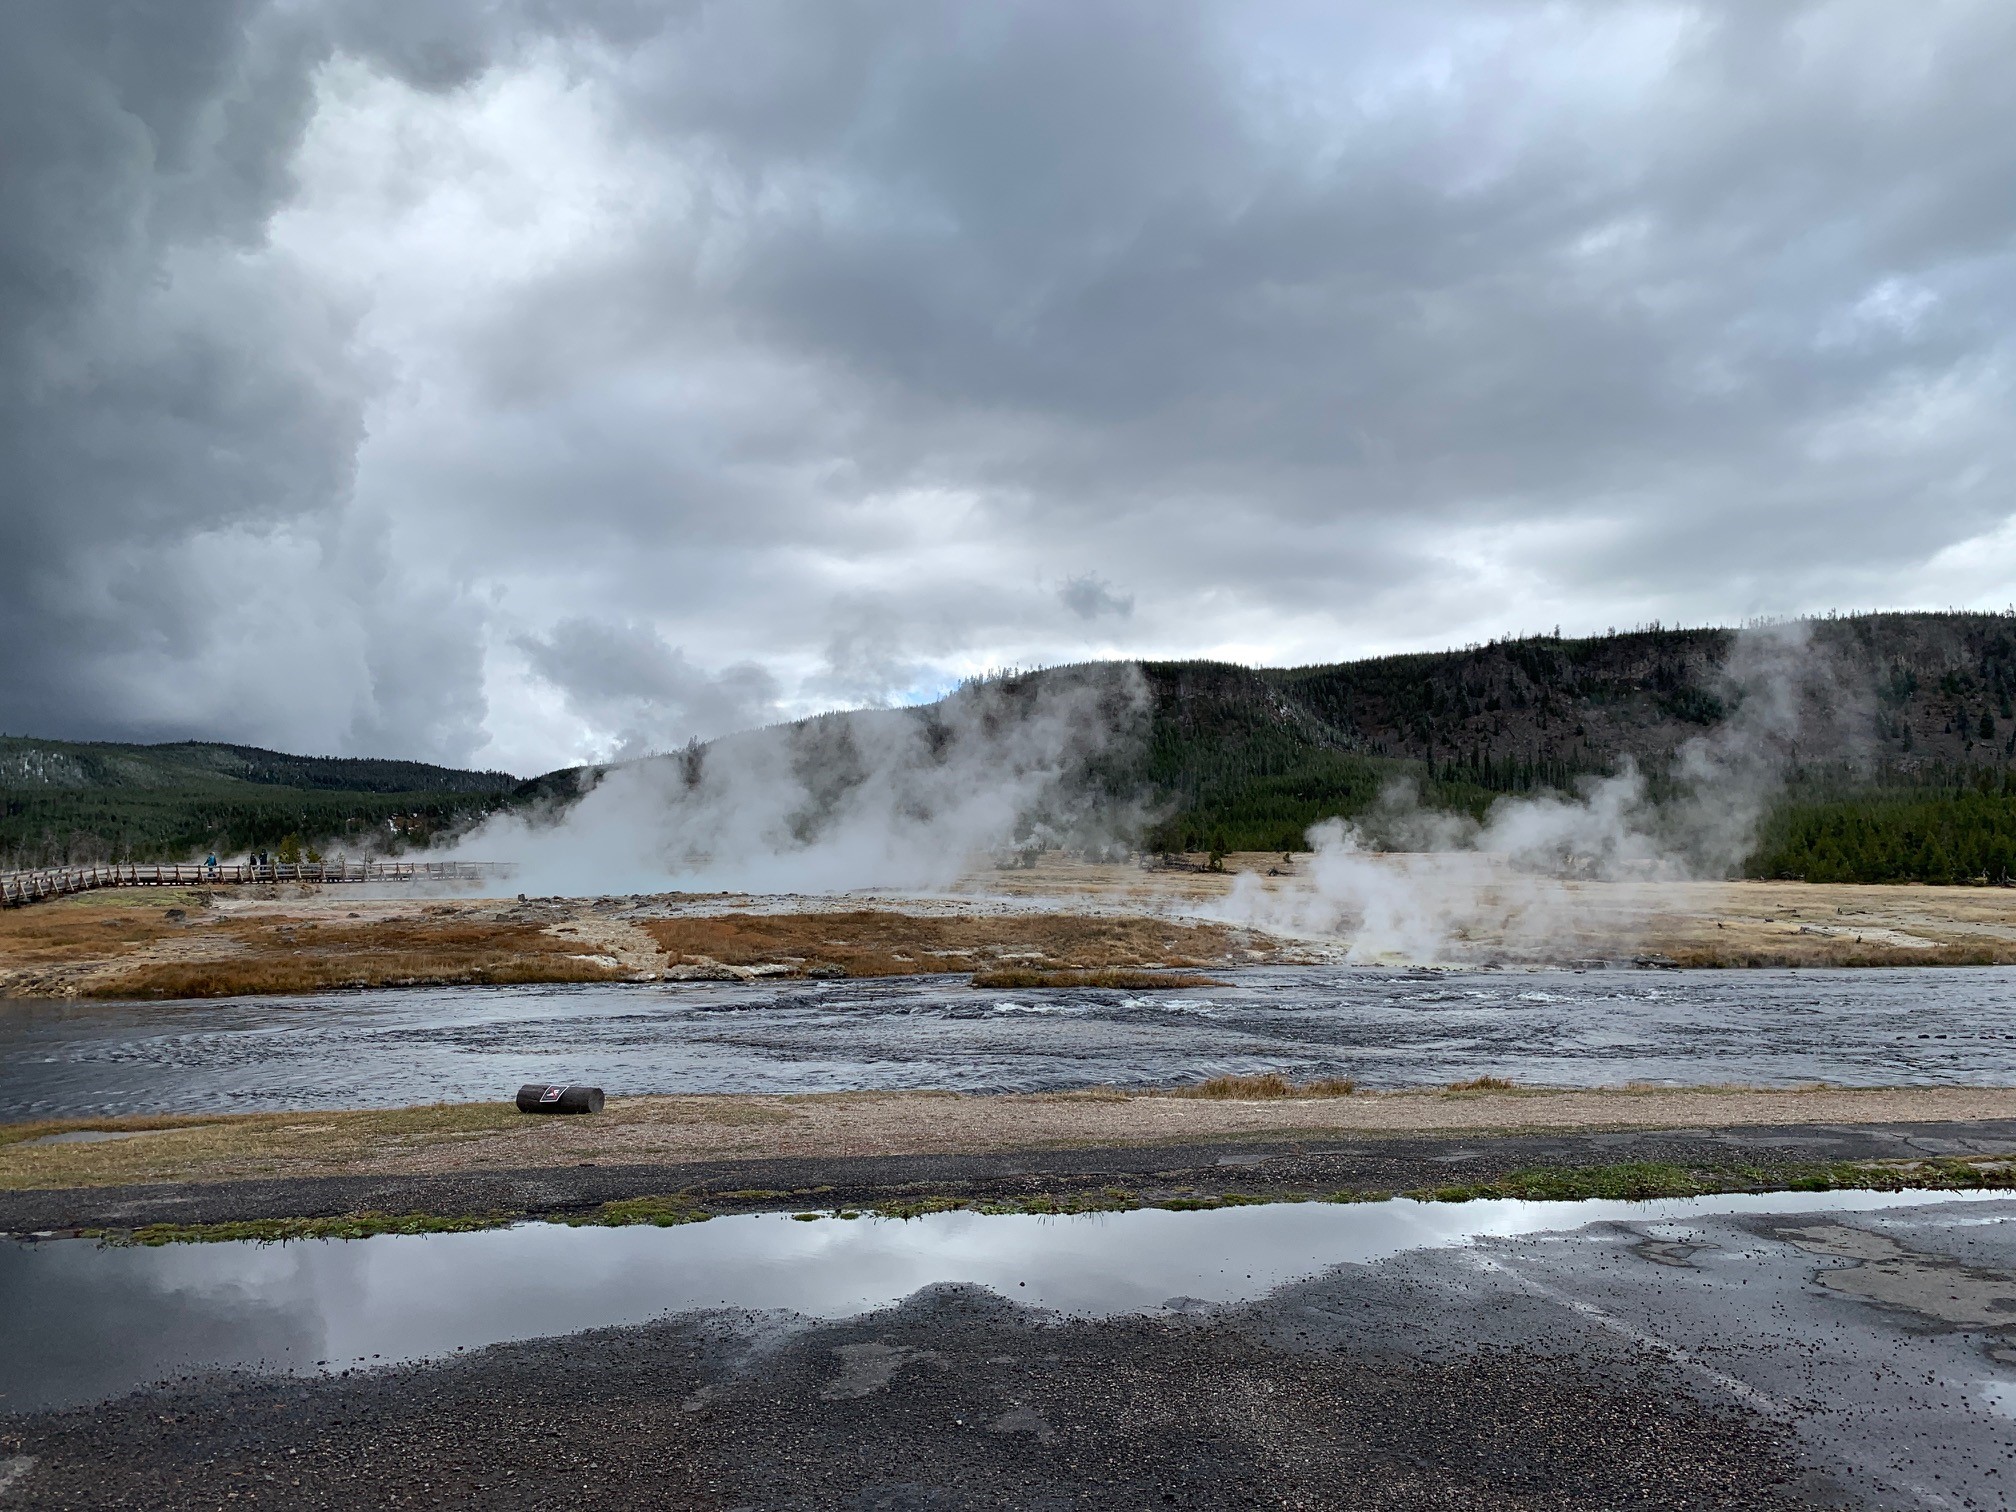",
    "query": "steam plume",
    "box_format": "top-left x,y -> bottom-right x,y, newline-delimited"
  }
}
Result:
1217,623 -> 1865,963
454,663 -> 1146,895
